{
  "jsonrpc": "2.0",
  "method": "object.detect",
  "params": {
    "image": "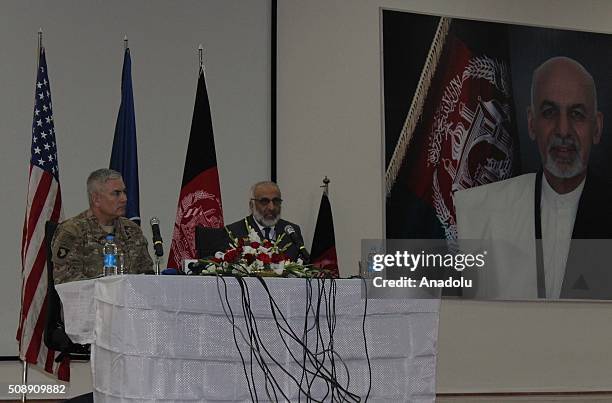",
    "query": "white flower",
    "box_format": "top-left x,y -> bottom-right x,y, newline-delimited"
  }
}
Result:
296,258 -> 304,265
248,228 -> 261,243
215,251 -> 225,259
259,246 -> 273,255
252,260 -> 264,271
271,261 -> 285,275
243,246 -> 256,255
